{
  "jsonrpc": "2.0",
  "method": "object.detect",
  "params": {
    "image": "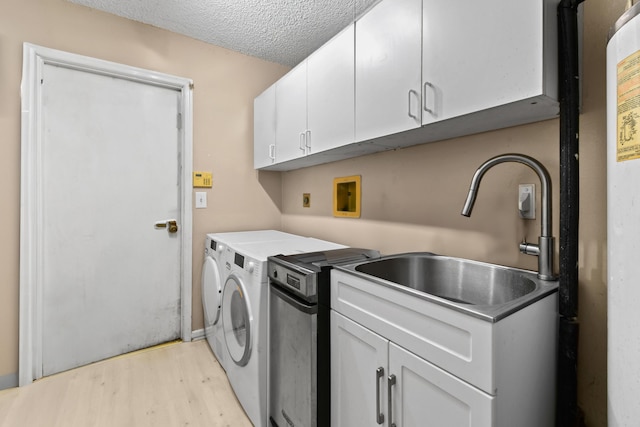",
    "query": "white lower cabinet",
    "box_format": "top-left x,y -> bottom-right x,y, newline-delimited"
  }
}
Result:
331,311 -> 494,427
331,310 -> 386,426
389,342 -> 493,427
331,269 -> 557,427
